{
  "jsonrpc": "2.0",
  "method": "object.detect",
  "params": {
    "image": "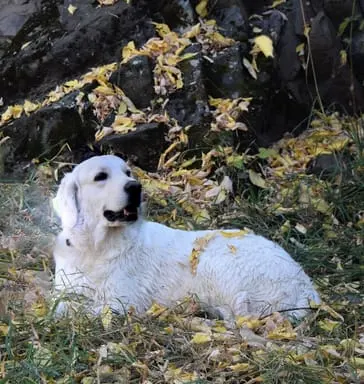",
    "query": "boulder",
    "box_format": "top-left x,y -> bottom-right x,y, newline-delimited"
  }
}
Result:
99,123 -> 169,171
